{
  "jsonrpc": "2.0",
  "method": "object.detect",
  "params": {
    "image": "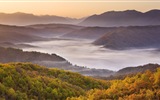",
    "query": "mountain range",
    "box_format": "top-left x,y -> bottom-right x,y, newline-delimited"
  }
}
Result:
79,9 -> 160,27
0,10 -> 160,75
1,10 -> 160,27
1,22 -> 160,50
0,12 -> 82,25
0,24 -> 83,43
